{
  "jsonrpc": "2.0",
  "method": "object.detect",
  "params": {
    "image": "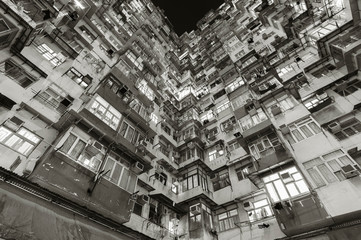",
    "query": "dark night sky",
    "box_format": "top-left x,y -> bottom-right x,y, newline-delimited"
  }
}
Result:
151,0 -> 225,35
